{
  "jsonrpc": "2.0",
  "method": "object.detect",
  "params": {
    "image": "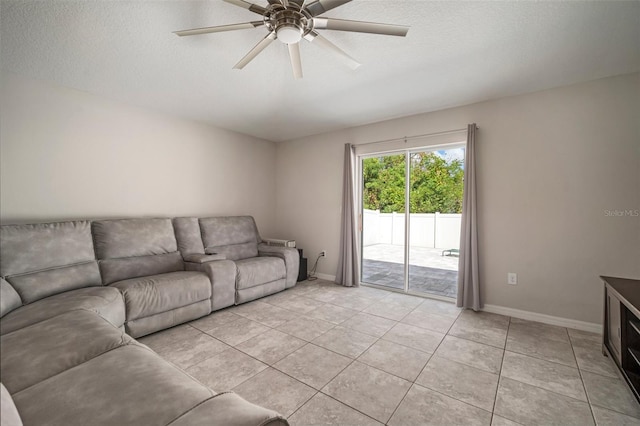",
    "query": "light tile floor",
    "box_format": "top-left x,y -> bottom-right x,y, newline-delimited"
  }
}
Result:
139,279 -> 640,425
